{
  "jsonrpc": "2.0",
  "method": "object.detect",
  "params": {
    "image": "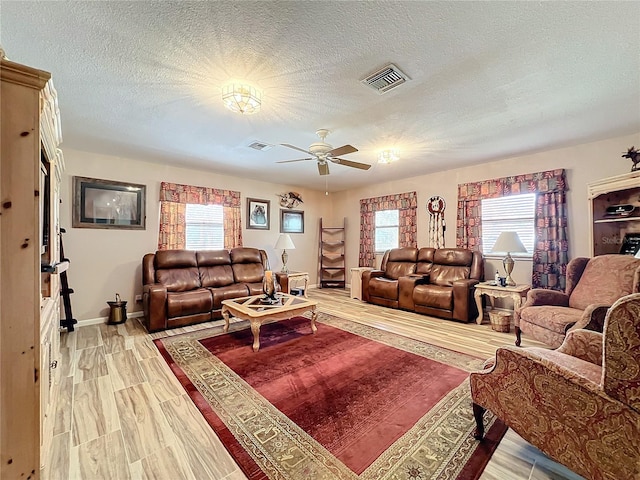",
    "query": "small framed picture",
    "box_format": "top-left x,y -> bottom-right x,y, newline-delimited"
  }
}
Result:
72,176 -> 146,229
280,209 -> 304,233
247,198 -> 270,230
